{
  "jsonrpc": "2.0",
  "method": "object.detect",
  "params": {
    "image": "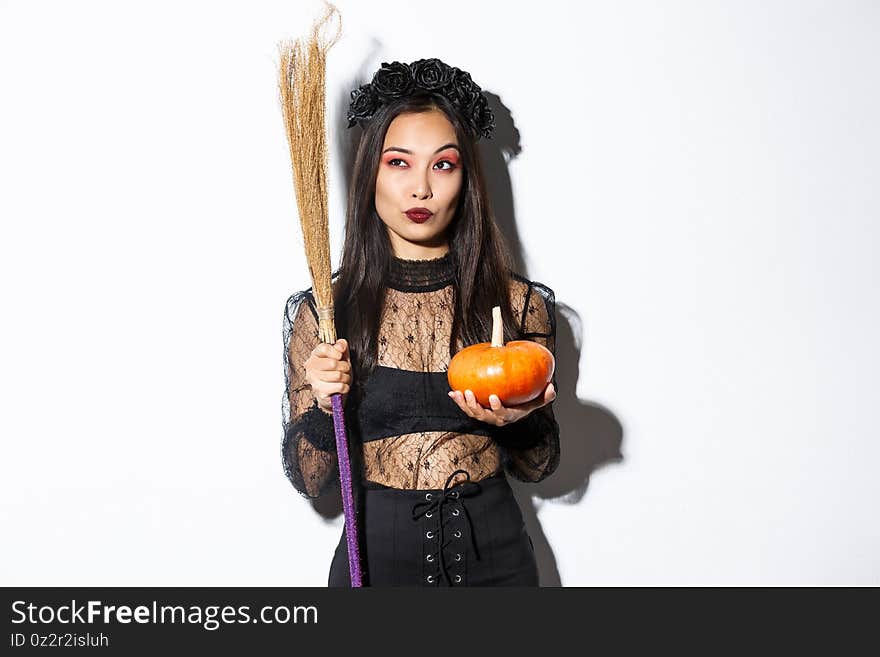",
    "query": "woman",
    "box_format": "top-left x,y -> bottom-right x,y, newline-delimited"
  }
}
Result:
281,59 -> 560,586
